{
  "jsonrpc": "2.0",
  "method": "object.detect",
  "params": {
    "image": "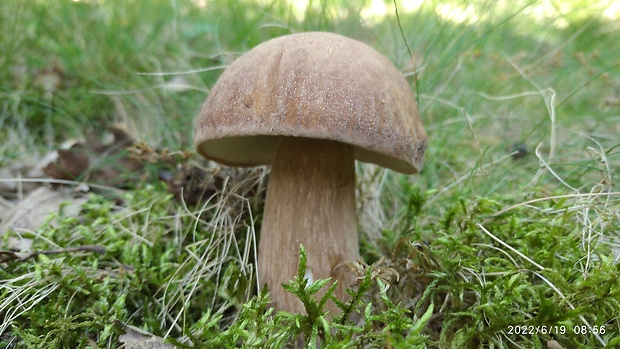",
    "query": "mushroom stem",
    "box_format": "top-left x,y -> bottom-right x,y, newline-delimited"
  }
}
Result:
259,137 -> 358,314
